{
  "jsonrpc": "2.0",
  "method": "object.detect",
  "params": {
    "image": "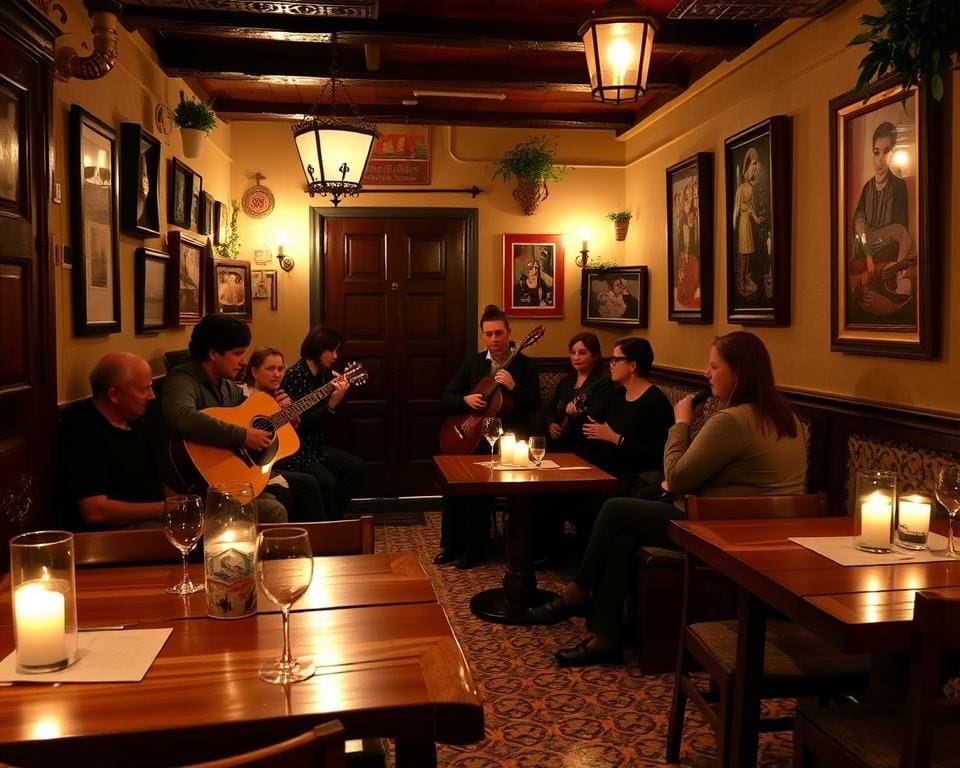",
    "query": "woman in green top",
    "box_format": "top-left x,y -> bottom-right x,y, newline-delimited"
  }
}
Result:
533,331 -> 807,666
